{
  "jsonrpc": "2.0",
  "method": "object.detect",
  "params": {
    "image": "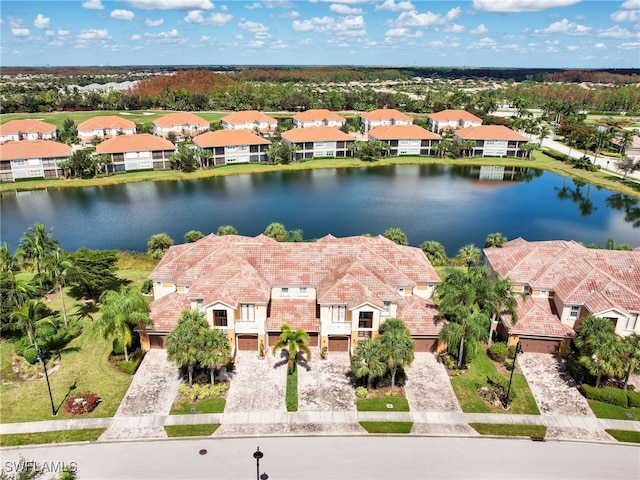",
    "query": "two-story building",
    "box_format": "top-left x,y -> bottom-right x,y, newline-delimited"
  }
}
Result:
368,125 -> 441,156
427,109 -> 482,133
360,109 -> 413,132
281,127 -> 354,159
193,130 -> 270,165
0,119 -> 57,143
77,116 -> 137,144
293,109 -> 346,129
220,111 -> 278,137
0,139 -> 70,181
153,112 -> 209,139
144,234 -> 442,355
484,238 -> 640,354
454,125 -> 529,158
95,134 -> 176,172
